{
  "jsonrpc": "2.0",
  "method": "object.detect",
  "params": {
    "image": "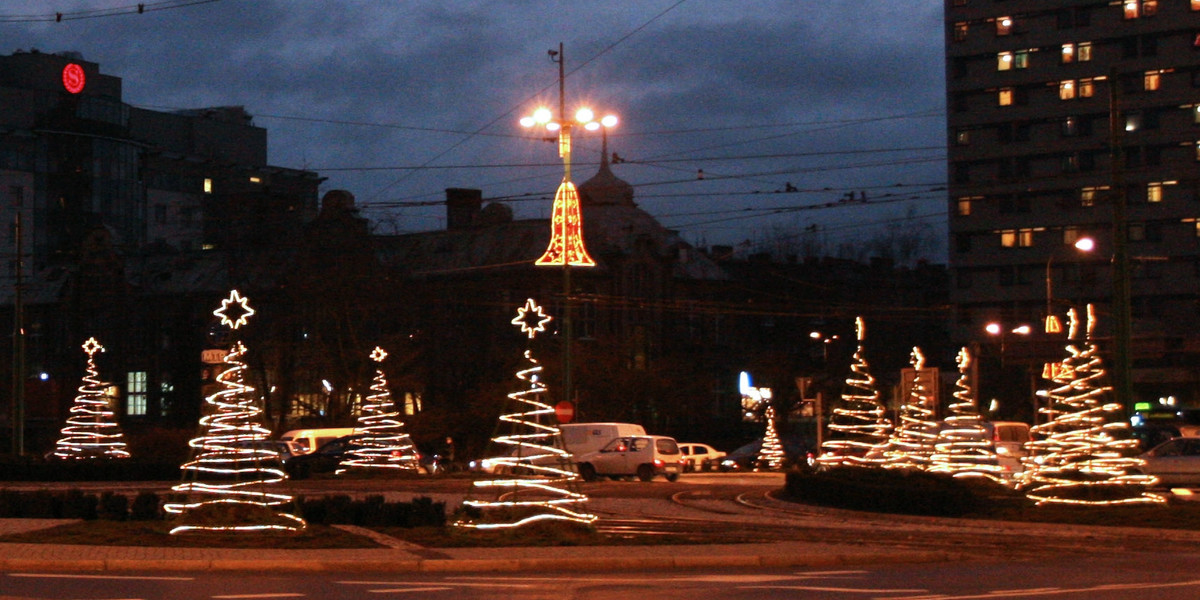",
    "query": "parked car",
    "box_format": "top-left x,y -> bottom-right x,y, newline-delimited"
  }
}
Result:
1135,437 -> 1200,487
678,443 -> 725,472
286,435 -> 361,478
575,435 -> 684,482
720,437 -> 813,472
279,427 -> 357,455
